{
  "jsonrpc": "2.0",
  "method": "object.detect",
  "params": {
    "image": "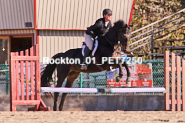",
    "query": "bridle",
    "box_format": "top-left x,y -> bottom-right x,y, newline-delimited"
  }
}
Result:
104,36 -> 122,52
104,33 -> 132,56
